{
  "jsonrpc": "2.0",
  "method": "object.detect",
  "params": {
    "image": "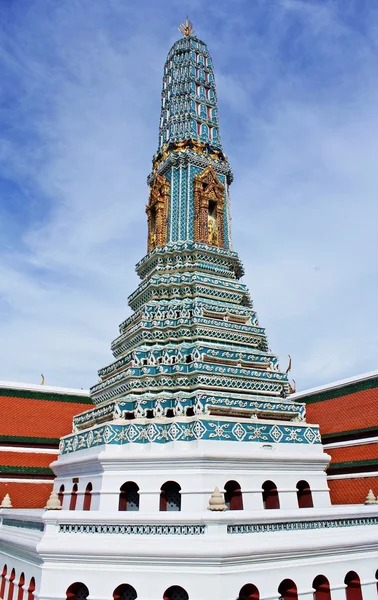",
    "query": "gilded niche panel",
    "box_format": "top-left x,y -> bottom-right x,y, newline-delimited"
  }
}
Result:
193,166 -> 225,248
146,172 -> 170,252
